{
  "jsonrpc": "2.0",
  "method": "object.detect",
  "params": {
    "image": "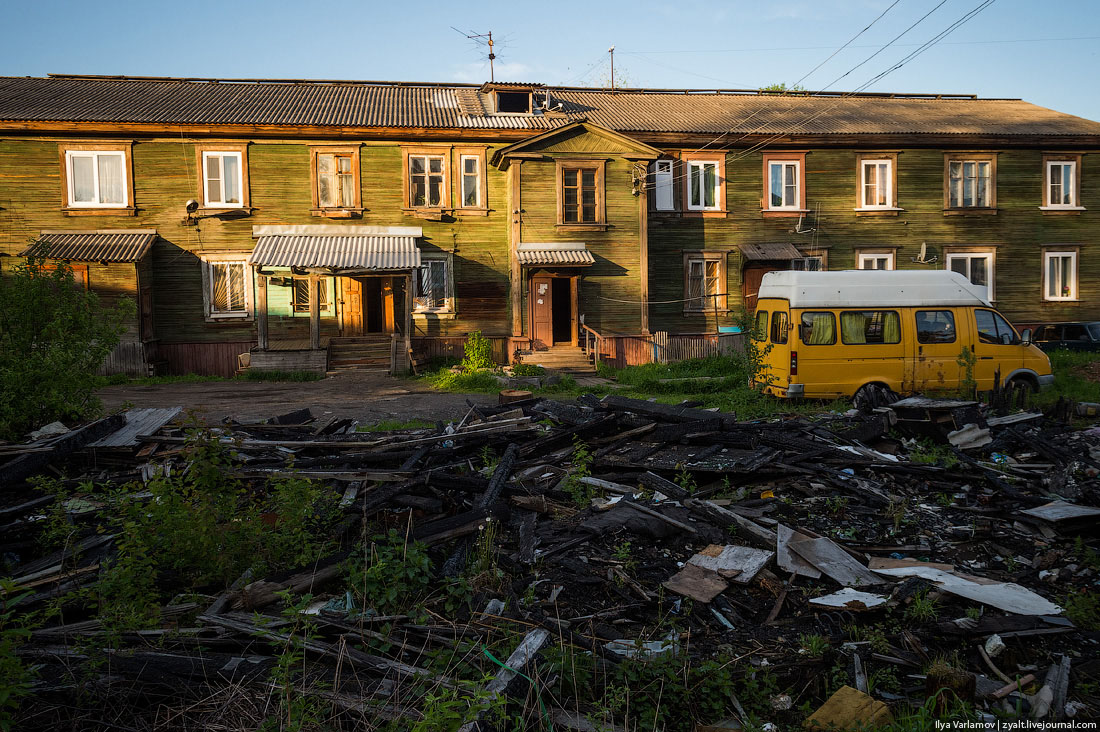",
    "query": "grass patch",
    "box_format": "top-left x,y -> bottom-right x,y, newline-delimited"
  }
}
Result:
357,418 -> 434,432
98,373 -> 227,387
235,370 -> 325,382
1033,349 -> 1100,408
424,369 -> 502,393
